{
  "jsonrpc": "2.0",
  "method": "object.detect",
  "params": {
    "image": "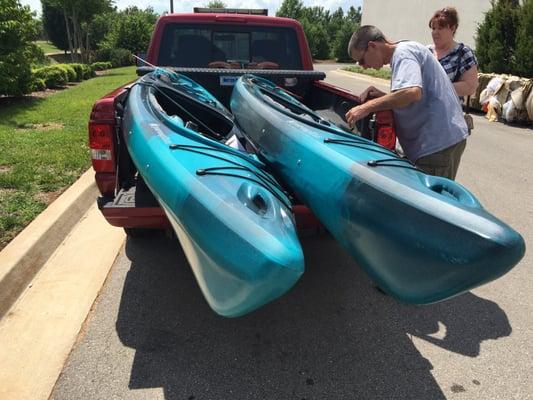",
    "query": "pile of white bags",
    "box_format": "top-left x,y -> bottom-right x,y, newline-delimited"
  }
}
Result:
471,73 -> 533,124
